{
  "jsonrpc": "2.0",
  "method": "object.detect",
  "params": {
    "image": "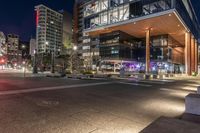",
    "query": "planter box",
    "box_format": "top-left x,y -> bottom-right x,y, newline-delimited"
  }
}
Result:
140,117 -> 200,133
185,93 -> 200,115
